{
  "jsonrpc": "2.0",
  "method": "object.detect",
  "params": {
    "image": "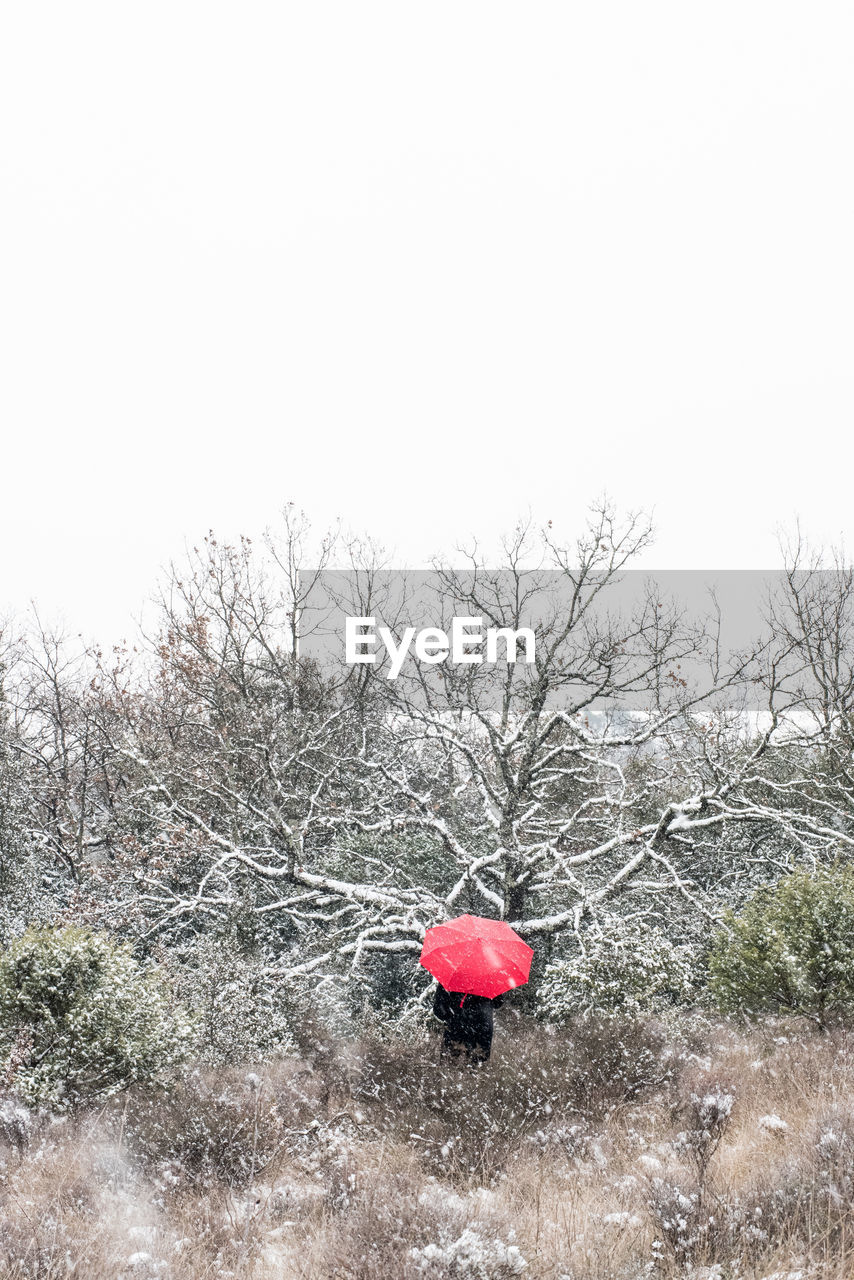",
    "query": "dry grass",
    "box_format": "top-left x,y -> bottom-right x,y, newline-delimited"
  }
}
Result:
3,1013 -> 854,1277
